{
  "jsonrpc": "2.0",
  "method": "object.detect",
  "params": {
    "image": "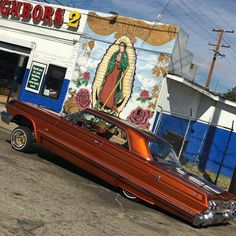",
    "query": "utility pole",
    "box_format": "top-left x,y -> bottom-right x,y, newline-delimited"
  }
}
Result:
205,29 -> 234,90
